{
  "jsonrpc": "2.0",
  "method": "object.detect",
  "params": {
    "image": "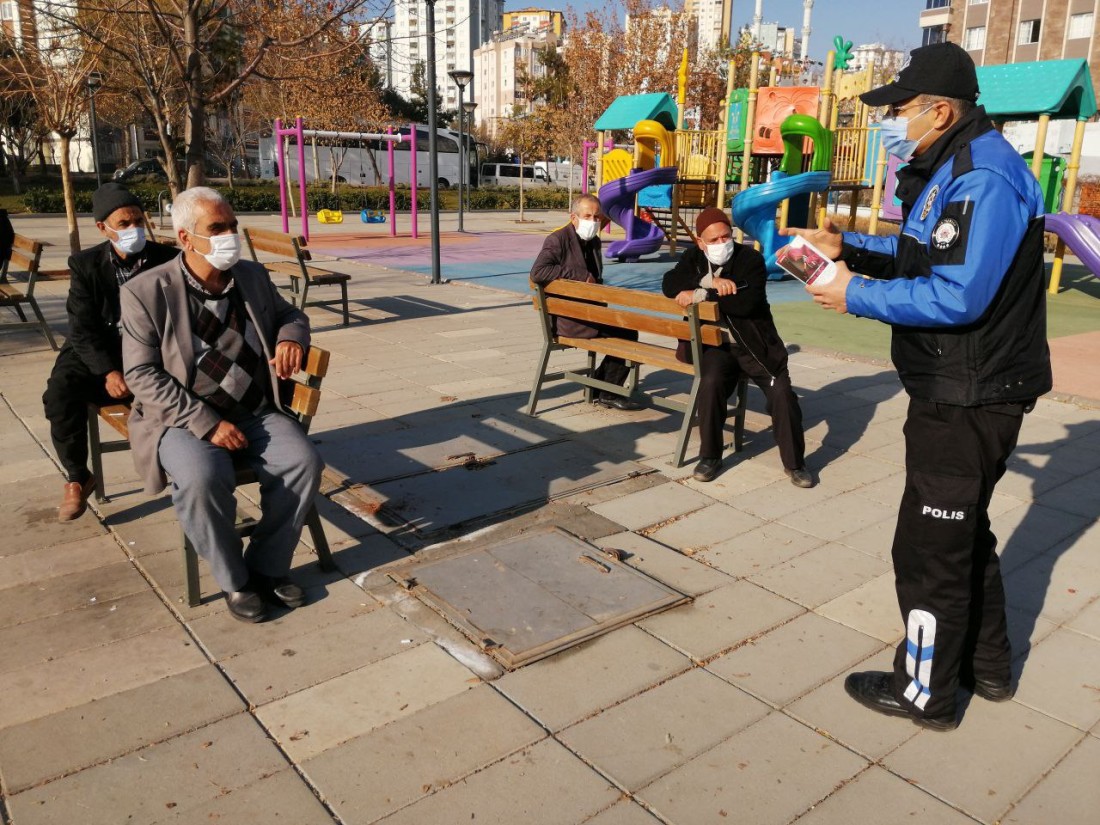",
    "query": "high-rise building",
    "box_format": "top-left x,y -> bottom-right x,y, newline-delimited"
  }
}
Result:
501,7 -> 563,37
686,0 -> 731,53
850,43 -> 905,76
472,25 -> 559,138
390,0 -> 505,111
920,0 -> 1100,103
